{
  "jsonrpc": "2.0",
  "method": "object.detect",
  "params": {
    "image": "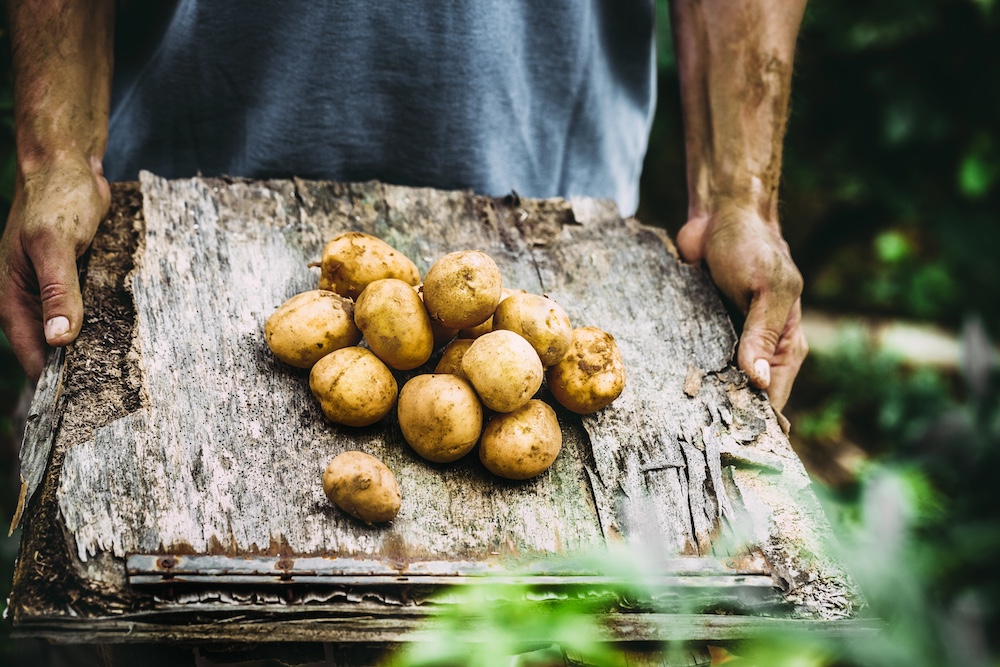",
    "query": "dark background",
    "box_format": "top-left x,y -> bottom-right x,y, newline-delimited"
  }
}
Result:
1,1 -> 999,664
